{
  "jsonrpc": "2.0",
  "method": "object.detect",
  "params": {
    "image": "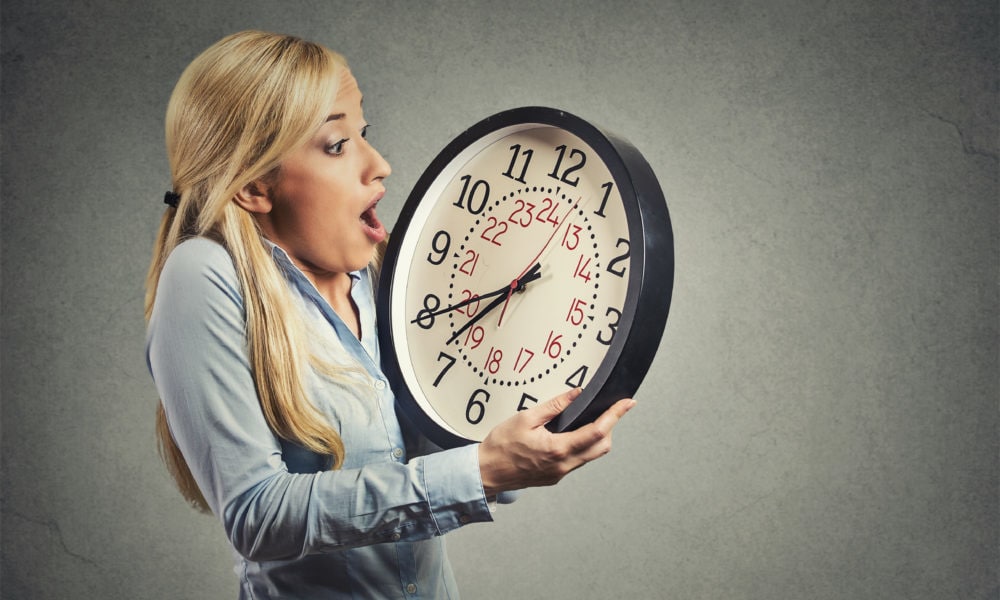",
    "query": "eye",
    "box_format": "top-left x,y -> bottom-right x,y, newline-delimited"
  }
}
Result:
325,138 -> 349,156
361,124 -> 370,139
